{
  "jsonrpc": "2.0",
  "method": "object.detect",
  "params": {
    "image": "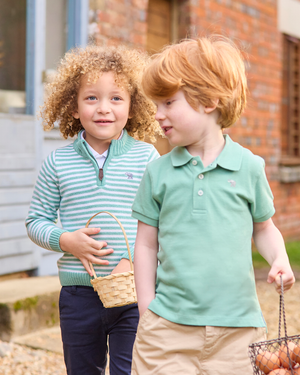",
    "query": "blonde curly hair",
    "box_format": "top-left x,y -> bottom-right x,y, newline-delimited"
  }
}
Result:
40,45 -> 161,141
